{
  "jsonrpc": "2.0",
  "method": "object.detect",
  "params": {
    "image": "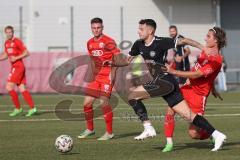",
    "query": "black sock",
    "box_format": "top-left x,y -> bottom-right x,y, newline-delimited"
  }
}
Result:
128,99 -> 149,121
192,115 -> 215,135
